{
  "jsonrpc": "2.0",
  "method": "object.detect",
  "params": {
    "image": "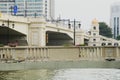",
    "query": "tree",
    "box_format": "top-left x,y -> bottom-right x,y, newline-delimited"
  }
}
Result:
116,35 -> 120,40
99,22 -> 112,38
